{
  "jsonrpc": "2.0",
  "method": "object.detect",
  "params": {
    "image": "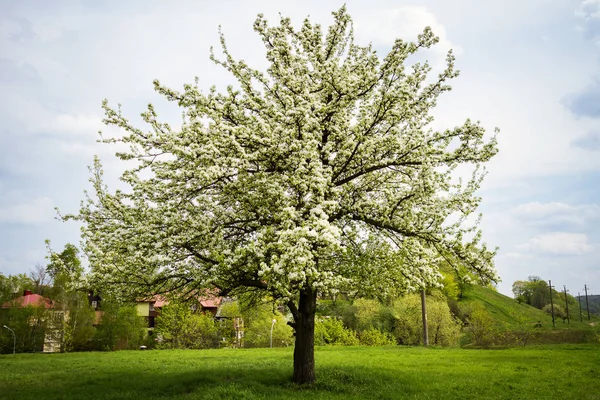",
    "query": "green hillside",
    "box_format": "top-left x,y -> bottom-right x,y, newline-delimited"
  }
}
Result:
459,285 -> 553,327
459,284 -> 600,330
